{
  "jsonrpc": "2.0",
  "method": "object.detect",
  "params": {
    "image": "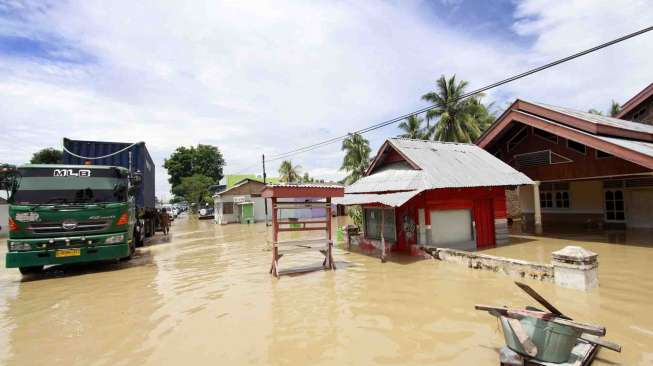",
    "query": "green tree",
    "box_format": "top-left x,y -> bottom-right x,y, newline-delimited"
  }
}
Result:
398,115 -> 430,139
588,108 -> 603,116
340,133 -> 371,185
610,100 -> 621,117
421,75 -> 488,142
164,144 -> 225,189
301,172 -> 315,183
30,148 -> 63,164
278,160 -> 301,183
173,174 -> 214,205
